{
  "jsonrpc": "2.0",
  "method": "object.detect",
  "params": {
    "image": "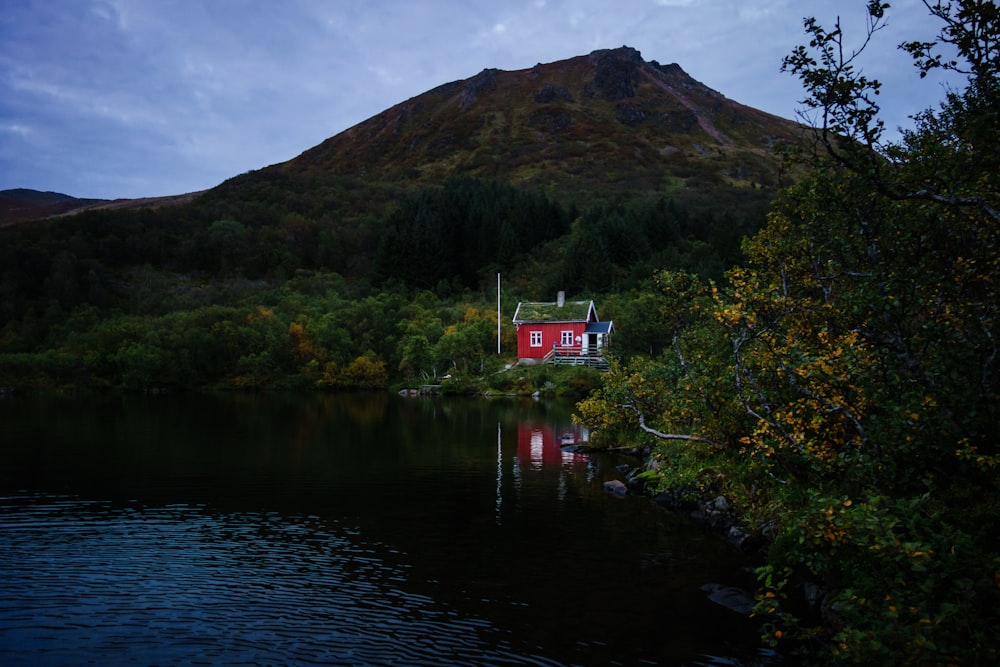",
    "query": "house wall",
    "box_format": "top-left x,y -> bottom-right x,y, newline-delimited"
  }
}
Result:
516,322 -> 588,359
